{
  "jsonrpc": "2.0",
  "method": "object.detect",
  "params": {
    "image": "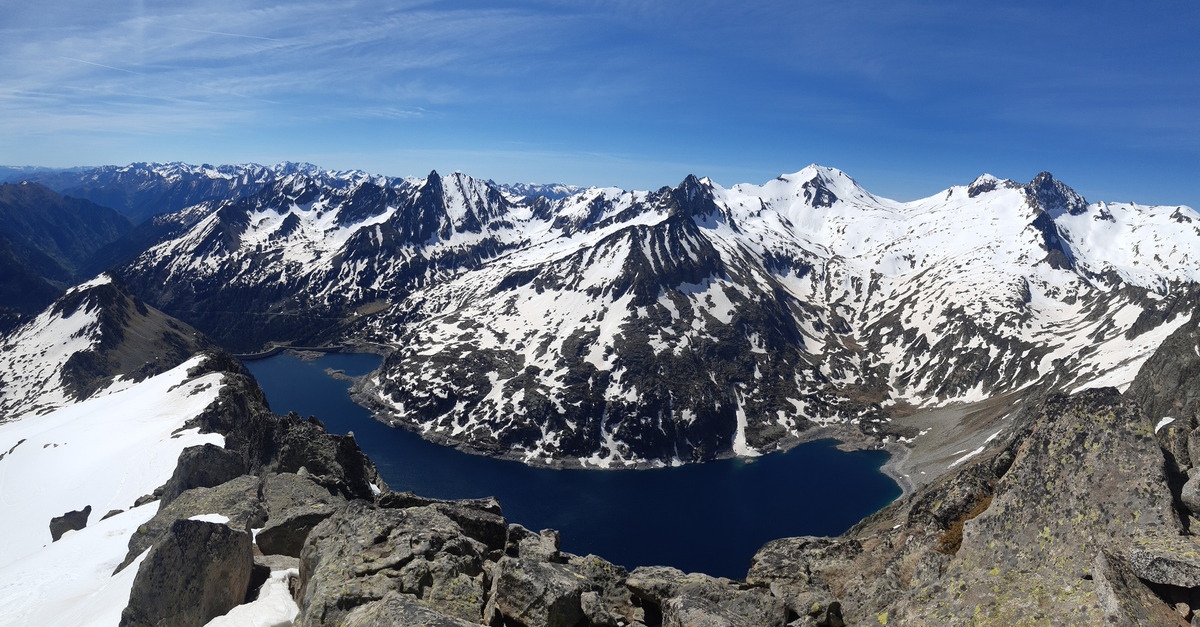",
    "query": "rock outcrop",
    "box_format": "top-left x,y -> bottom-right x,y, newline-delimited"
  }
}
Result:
49,504 -> 91,541
158,443 -> 247,507
119,519 -> 253,627
118,475 -> 264,573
